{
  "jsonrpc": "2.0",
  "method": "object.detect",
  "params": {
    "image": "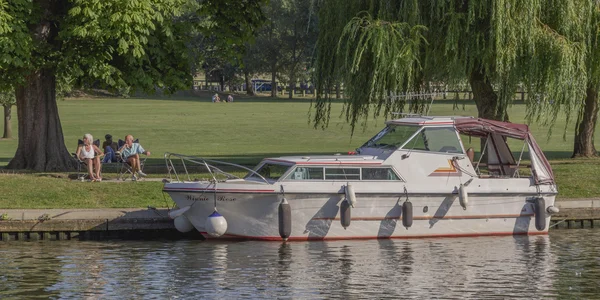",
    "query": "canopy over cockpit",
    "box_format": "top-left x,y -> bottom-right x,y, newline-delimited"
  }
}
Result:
454,117 -> 554,185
